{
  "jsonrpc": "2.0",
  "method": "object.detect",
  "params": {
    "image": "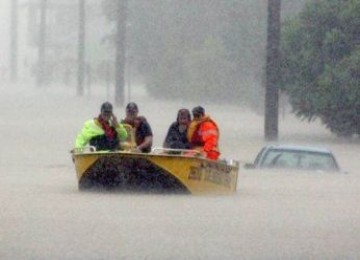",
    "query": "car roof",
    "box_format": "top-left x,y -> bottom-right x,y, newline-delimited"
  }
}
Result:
264,144 -> 333,154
